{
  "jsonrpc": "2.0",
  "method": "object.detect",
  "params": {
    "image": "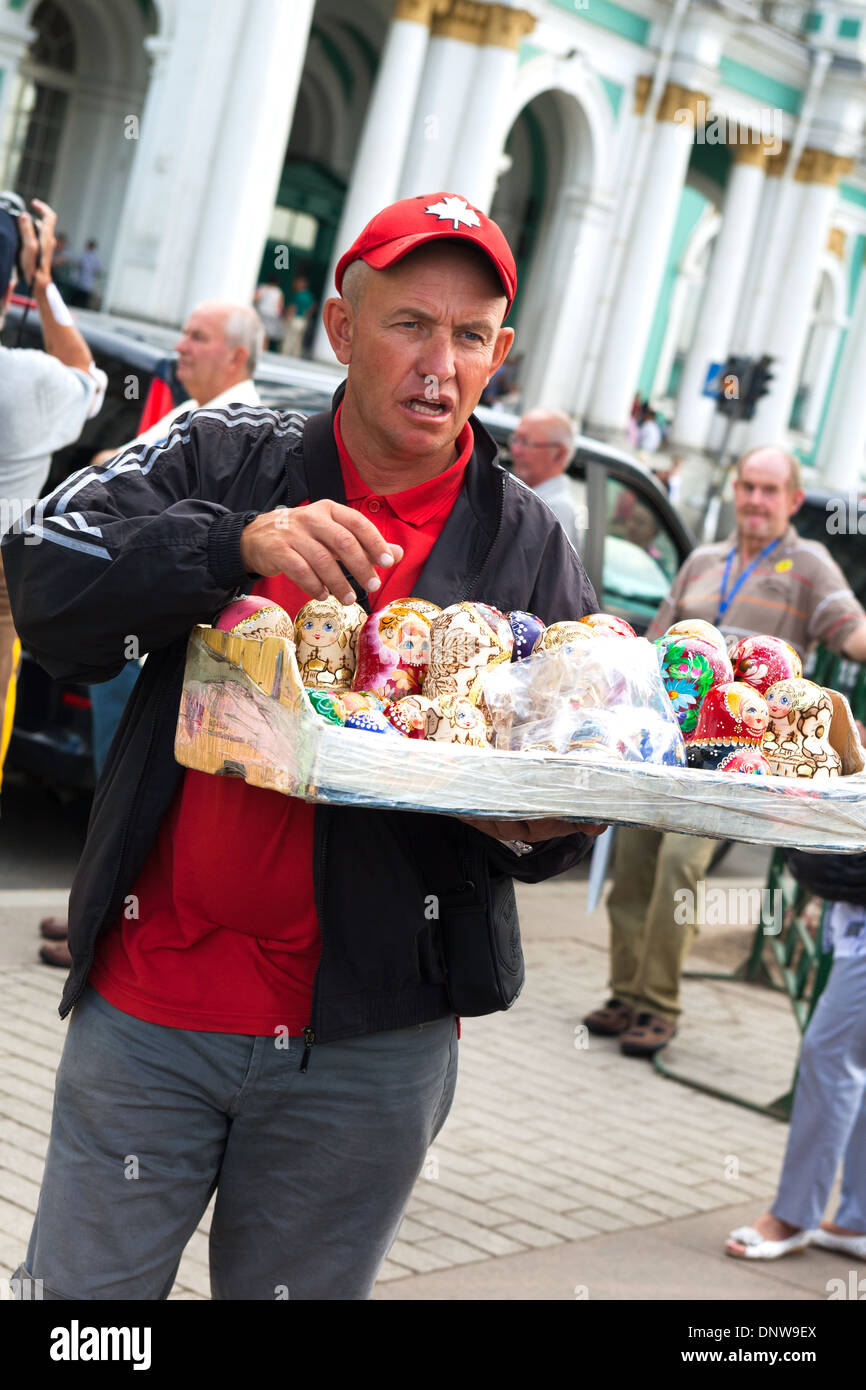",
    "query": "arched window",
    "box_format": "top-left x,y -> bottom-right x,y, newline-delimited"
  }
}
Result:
1,1 -> 77,205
